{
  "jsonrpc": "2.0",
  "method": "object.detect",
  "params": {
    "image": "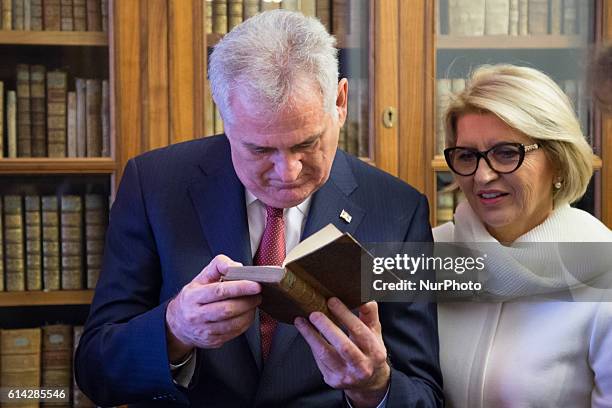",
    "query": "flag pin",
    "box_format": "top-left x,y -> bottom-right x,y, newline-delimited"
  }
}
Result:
339,209 -> 352,223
